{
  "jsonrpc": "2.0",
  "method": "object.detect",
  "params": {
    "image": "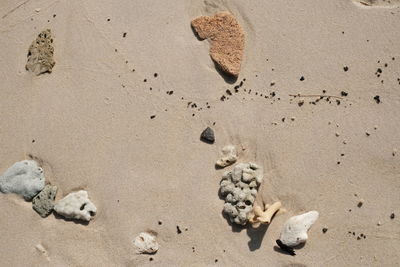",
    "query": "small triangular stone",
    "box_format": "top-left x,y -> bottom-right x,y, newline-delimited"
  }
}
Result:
201,127 -> 215,143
